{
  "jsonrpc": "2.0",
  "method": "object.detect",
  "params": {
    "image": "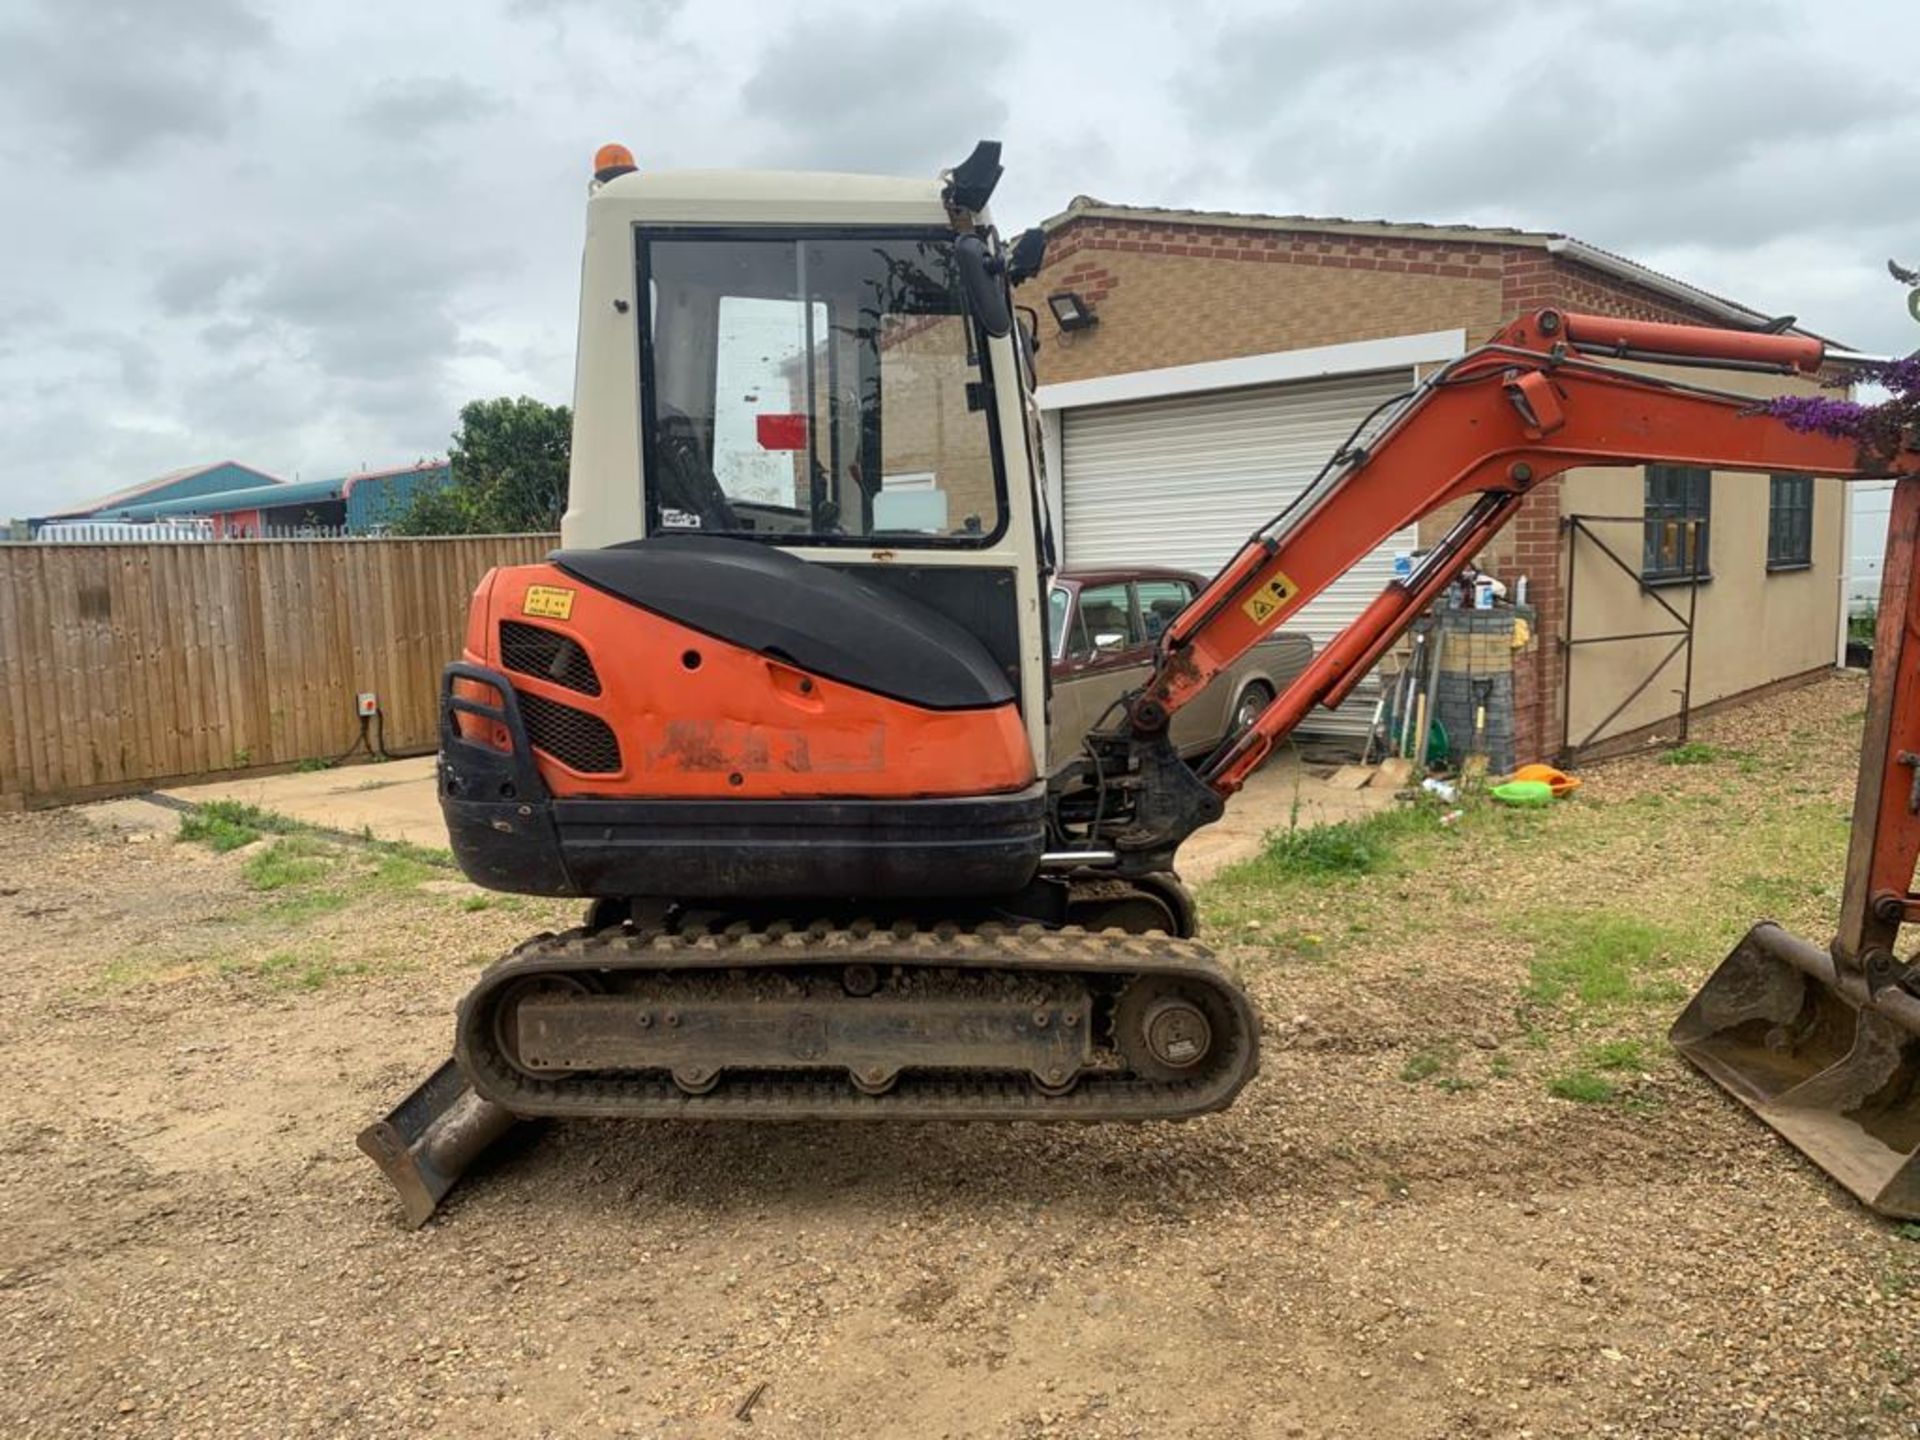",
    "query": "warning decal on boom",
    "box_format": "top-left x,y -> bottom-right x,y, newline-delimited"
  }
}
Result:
1239,572 -> 1298,625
